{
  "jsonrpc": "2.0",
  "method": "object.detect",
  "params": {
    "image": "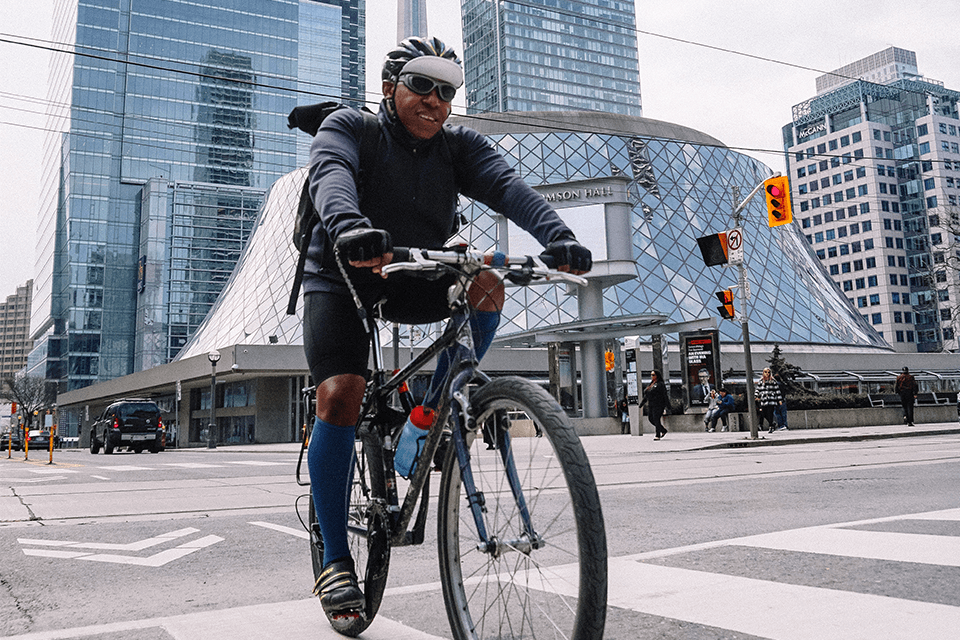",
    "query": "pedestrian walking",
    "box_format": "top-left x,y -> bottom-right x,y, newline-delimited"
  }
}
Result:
638,370 -> 669,440
895,366 -> 919,426
773,373 -> 789,431
755,367 -> 784,433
